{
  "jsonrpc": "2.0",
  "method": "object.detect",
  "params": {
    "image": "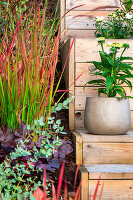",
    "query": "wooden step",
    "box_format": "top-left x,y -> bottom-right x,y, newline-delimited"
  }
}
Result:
80,164 -> 133,200
73,130 -> 133,165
